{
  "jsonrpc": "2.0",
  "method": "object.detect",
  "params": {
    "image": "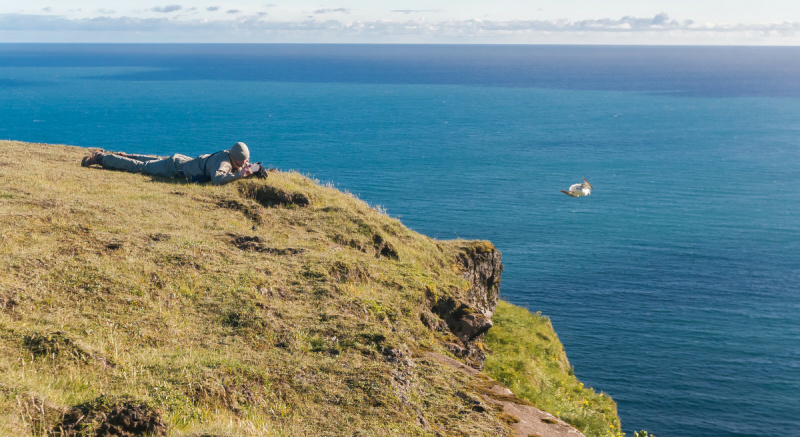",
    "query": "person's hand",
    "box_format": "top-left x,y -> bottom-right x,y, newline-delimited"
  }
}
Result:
240,160 -> 254,177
